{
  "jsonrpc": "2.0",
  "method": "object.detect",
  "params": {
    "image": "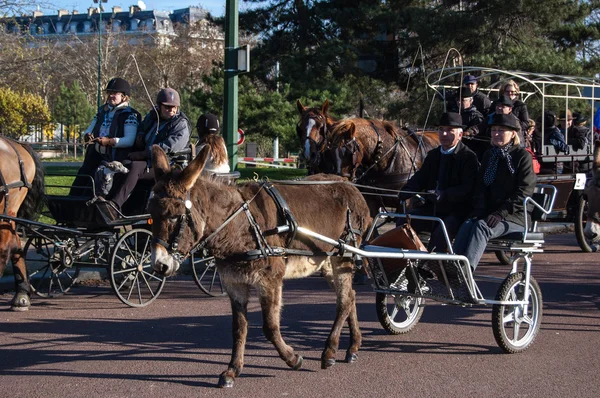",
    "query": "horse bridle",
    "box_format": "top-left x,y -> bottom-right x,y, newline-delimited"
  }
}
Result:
151,190 -> 196,263
297,115 -> 329,162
